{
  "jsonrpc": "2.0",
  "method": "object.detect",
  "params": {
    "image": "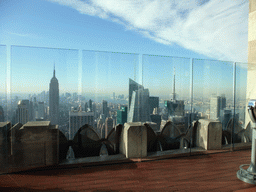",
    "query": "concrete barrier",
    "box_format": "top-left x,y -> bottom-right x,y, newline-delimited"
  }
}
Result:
120,122 -> 147,158
197,119 -> 222,150
0,122 -> 11,173
13,121 -> 59,171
